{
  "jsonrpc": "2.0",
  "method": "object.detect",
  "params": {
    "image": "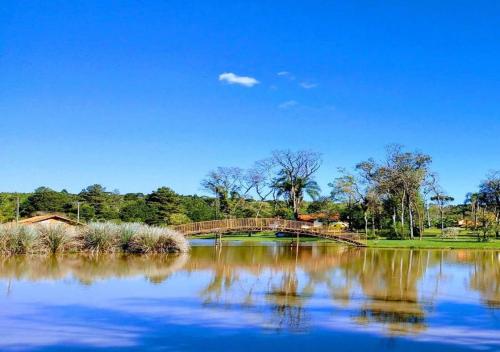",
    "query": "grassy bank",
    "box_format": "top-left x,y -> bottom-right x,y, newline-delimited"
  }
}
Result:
0,222 -> 189,255
191,232 -> 500,249
368,237 -> 500,249
192,232 -> 329,243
